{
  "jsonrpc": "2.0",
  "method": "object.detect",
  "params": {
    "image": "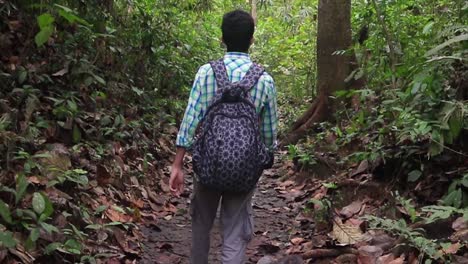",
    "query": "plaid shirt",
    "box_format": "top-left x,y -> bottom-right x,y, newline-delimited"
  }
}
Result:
176,52 -> 278,149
